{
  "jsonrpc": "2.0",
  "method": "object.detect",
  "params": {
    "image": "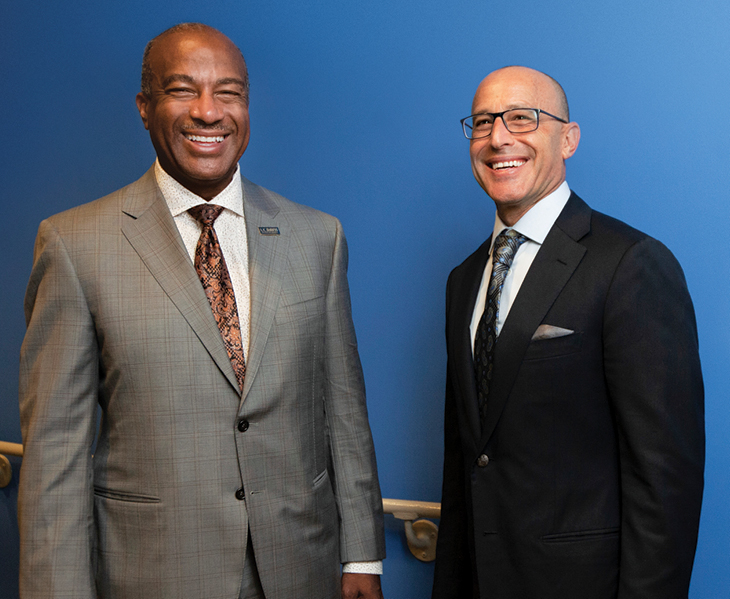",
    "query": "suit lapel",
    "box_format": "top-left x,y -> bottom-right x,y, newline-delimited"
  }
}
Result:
449,237 -> 493,451
120,168 -> 240,393
240,176 -> 289,403
478,193 -> 591,448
